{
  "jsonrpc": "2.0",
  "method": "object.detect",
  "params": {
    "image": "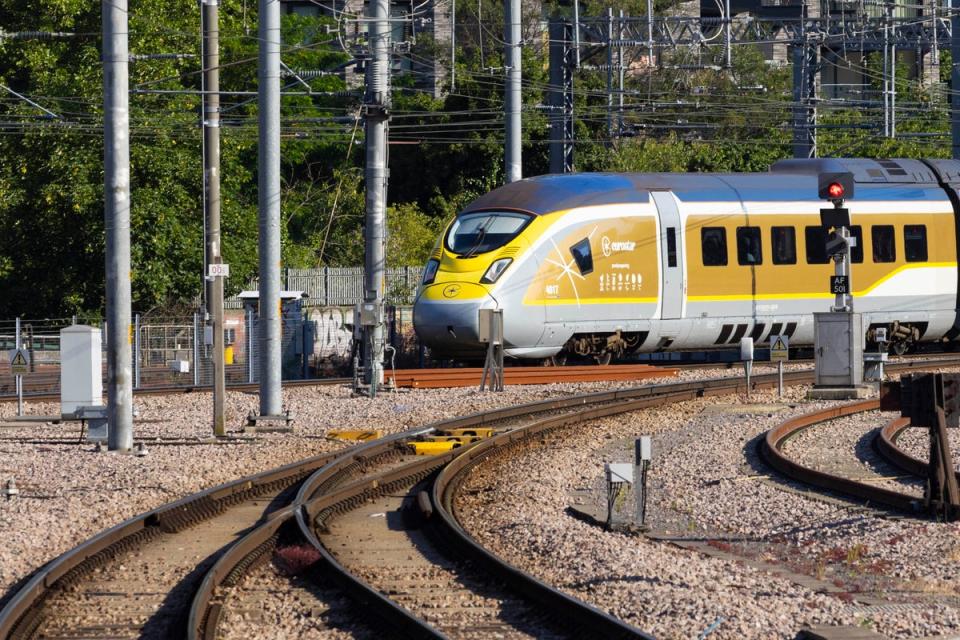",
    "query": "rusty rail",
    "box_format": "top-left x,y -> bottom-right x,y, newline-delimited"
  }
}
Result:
187,426 -> 436,639
6,355 -> 960,639
761,400 -> 923,514
0,450 -> 345,639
